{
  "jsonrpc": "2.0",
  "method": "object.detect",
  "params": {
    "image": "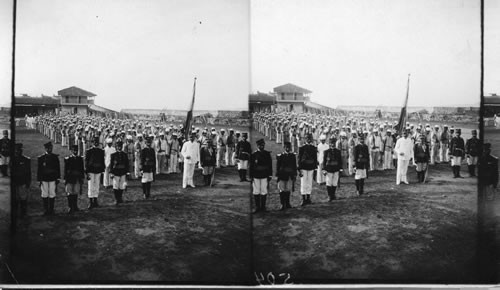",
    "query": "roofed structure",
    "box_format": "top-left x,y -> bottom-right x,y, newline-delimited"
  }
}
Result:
273,83 -> 312,94
58,86 -> 96,97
